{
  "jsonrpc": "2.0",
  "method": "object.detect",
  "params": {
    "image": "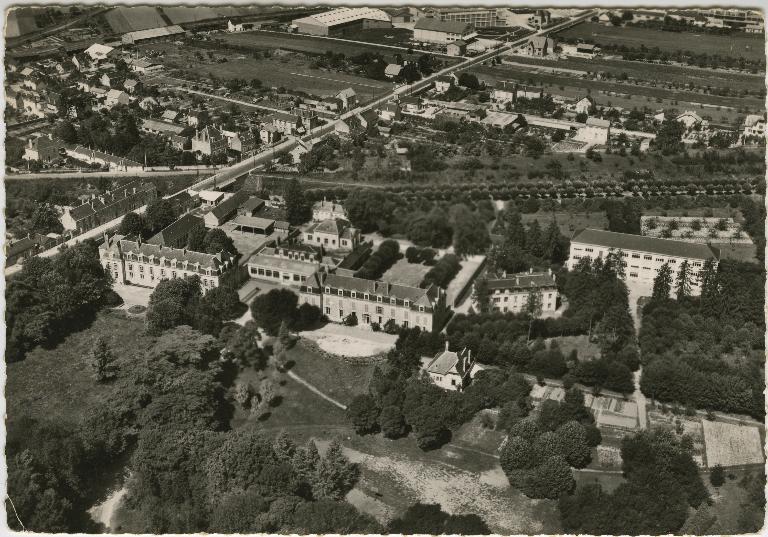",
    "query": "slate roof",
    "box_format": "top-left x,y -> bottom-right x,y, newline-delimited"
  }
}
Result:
103,236 -> 231,272
232,215 -> 275,229
210,190 -> 249,219
147,213 -> 203,246
307,218 -> 351,235
571,229 -> 720,260
426,345 -> 471,376
7,236 -> 38,258
320,272 -> 437,306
